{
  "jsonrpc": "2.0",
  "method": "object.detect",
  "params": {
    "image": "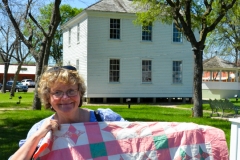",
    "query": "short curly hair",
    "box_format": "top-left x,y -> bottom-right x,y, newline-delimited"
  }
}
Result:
38,66 -> 86,109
